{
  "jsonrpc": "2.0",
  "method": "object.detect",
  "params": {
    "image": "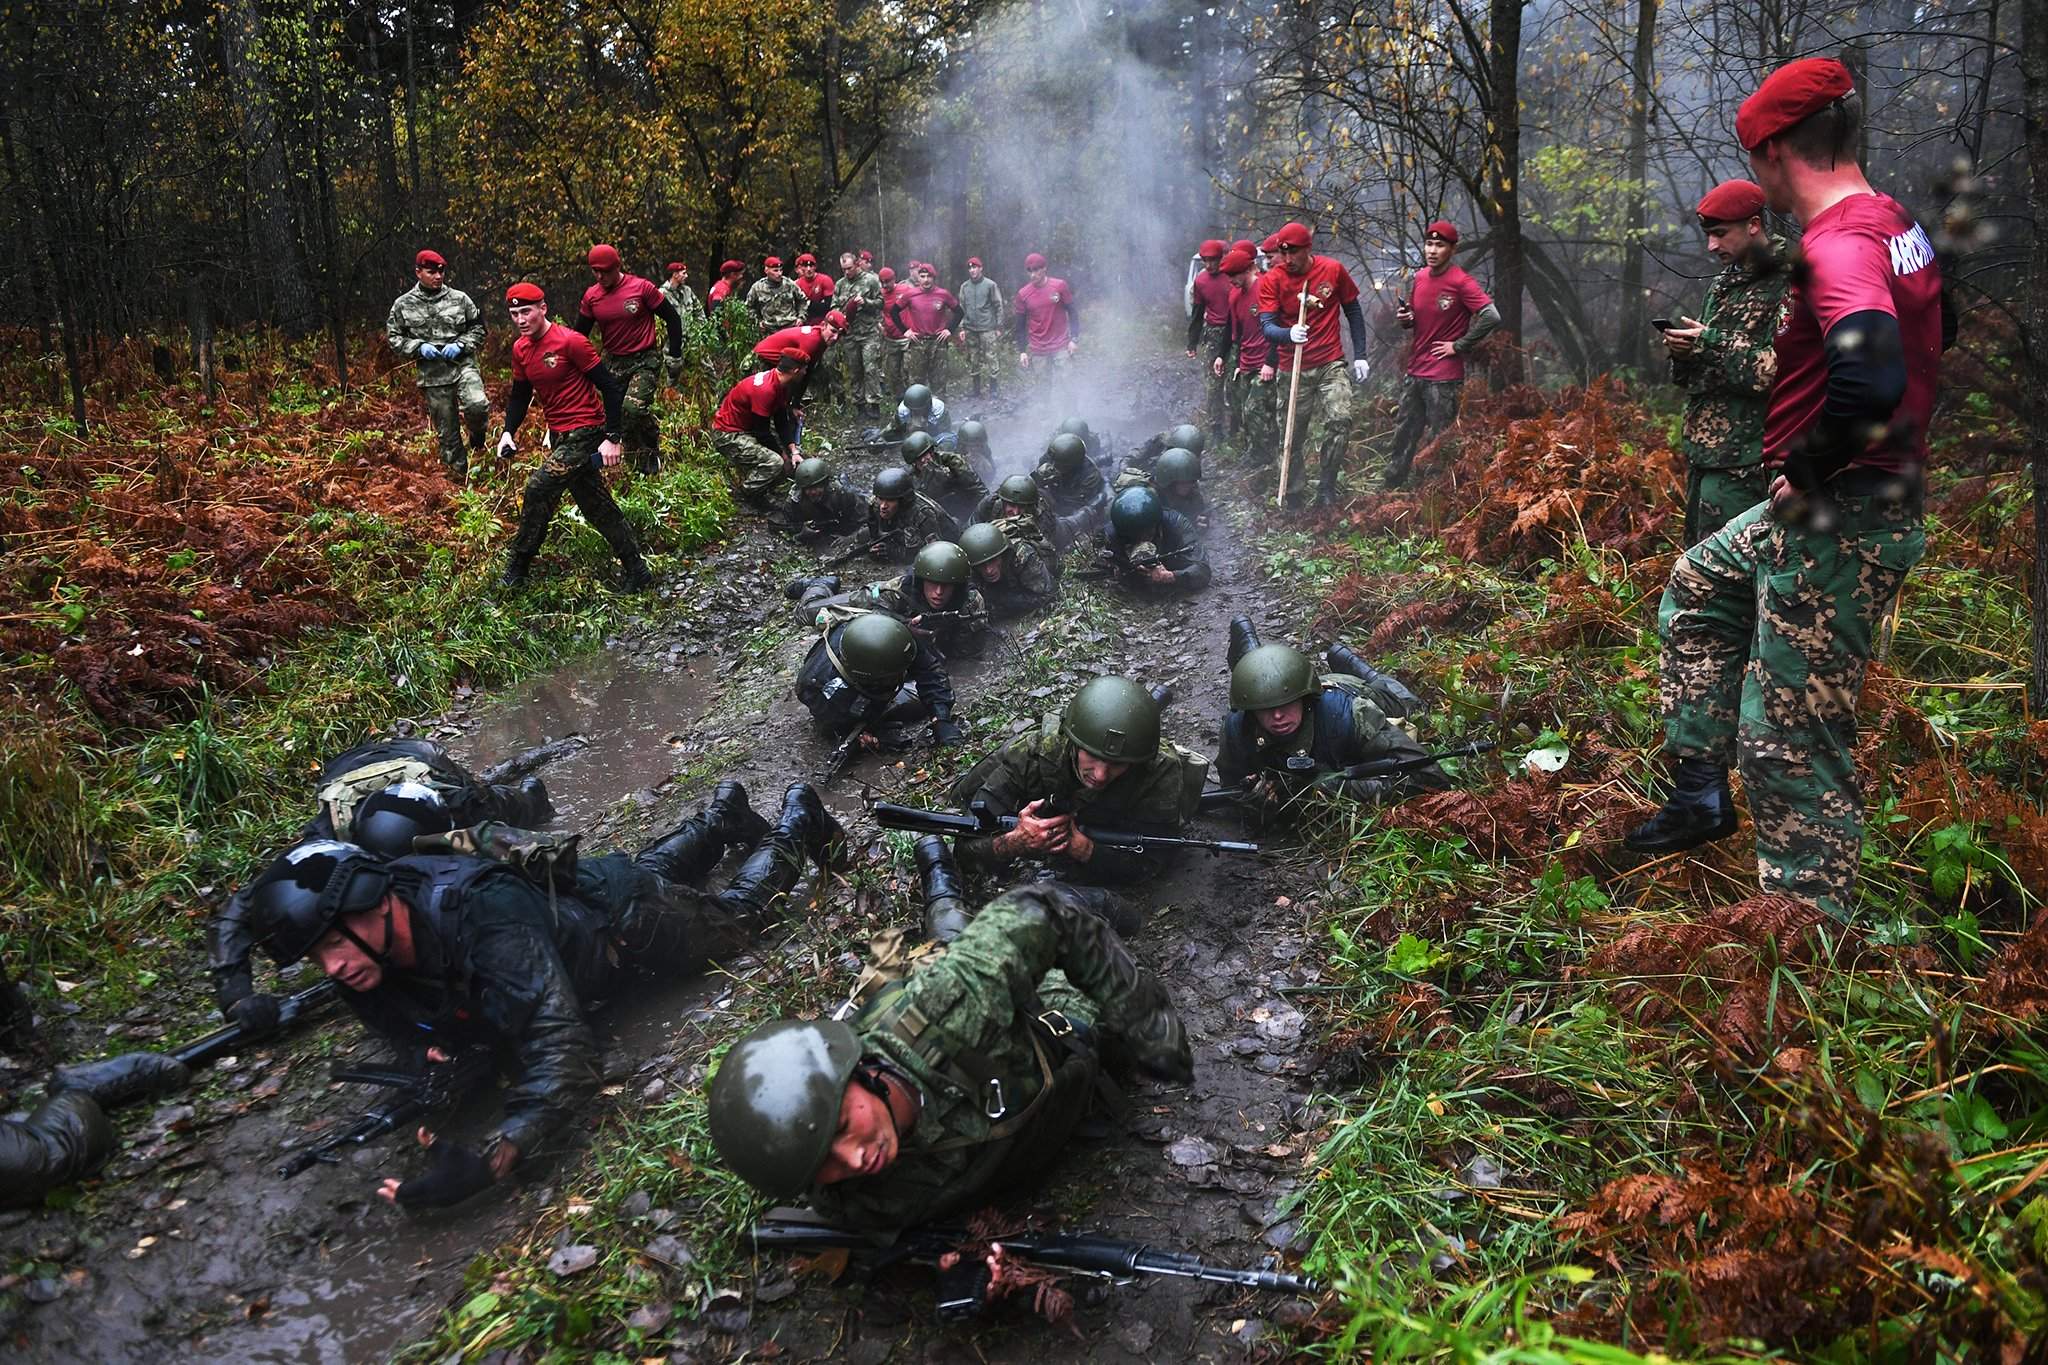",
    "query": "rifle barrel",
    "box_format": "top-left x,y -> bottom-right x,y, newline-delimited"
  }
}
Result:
173,978 -> 339,1069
